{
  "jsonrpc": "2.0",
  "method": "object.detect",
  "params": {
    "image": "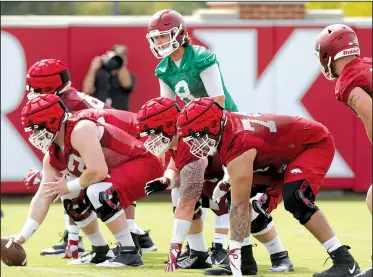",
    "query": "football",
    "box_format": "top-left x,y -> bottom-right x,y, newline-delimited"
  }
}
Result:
1,238 -> 27,266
